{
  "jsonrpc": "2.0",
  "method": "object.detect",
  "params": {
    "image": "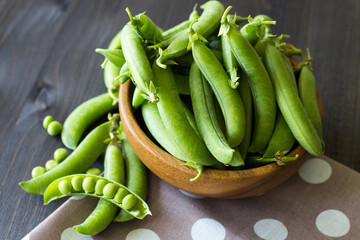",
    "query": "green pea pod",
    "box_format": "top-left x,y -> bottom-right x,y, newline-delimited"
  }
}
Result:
237,71 -> 253,159
20,122 -> 111,195
61,93 -> 116,150
219,7 -> 276,153
126,8 -> 163,43
119,62 -> 131,85
152,63 -> 217,166
174,49 -> 223,67
141,102 -> 188,160
157,0 -> 224,68
95,48 -> 125,68
263,110 -> 296,158
43,174 -> 151,220
132,87 -> 145,110
114,138 -> 147,222
190,28 -> 245,148
264,44 -> 322,156
240,16 -> 276,46
221,34 -> 239,89
298,65 -> 323,144
121,23 -> 158,102
103,31 -> 122,90
190,62 -> 237,165
74,141 -> 125,235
